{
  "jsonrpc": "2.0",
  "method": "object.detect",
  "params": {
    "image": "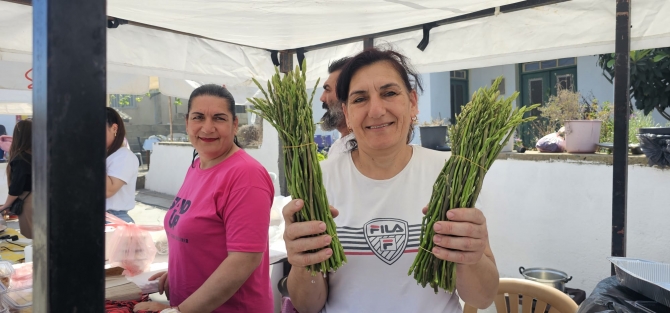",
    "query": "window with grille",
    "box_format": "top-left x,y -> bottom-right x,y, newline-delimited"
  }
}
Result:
529,78 -> 544,111
450,70 -> 467,80
557,74 -> 574,91
523,58 -> 576,72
